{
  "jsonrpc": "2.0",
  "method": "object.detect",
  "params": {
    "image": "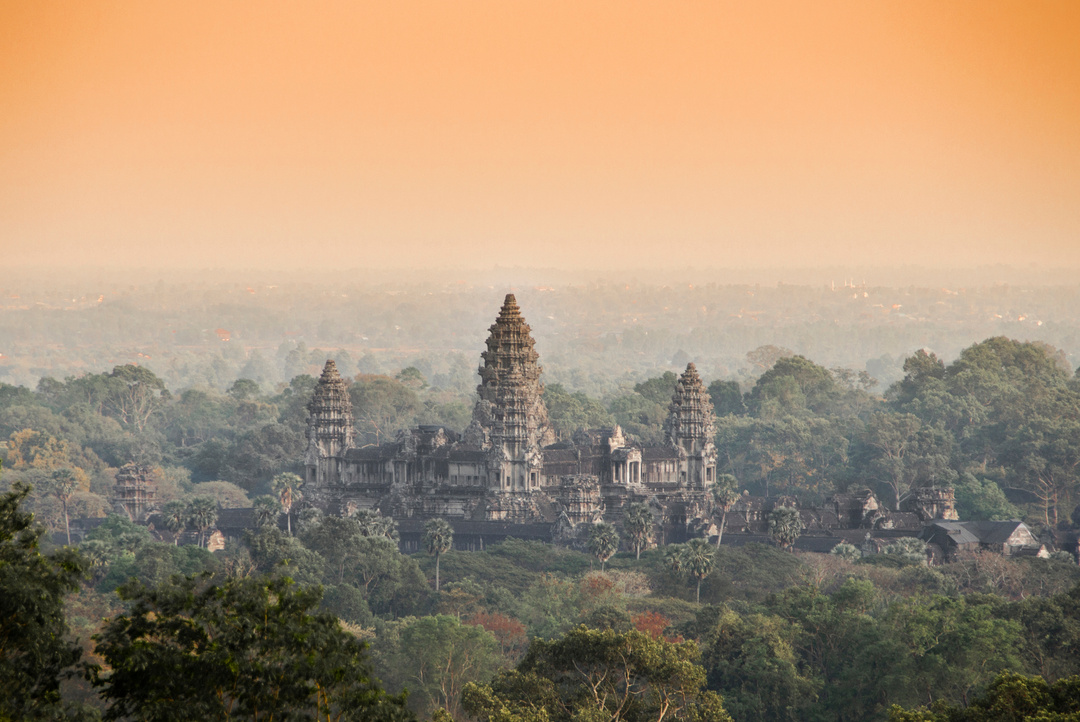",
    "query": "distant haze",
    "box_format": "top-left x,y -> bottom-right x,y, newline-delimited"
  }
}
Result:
2,1 -> 1079,271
